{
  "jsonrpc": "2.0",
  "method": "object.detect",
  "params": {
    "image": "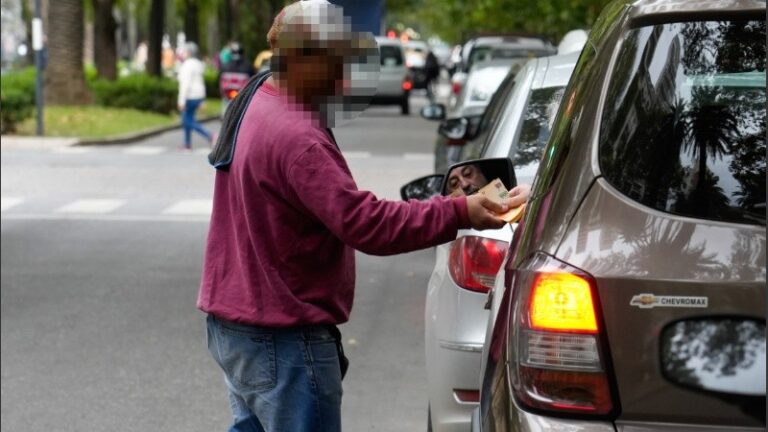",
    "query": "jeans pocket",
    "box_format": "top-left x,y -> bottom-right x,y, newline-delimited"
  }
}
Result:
214,326 -> 277,390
